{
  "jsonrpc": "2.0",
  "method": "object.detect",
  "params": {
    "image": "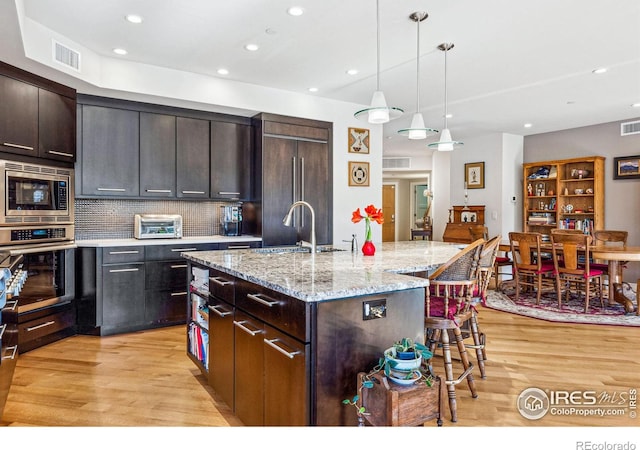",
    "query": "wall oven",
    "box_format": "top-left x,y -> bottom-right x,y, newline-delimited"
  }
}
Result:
0,160 -> 74,225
